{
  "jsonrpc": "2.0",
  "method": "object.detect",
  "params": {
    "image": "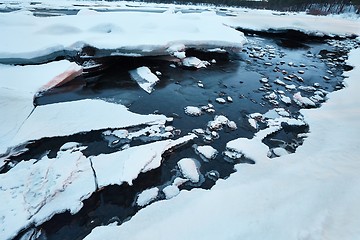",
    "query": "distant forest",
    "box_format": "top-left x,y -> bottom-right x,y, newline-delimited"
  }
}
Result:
126,0 -> 360,13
